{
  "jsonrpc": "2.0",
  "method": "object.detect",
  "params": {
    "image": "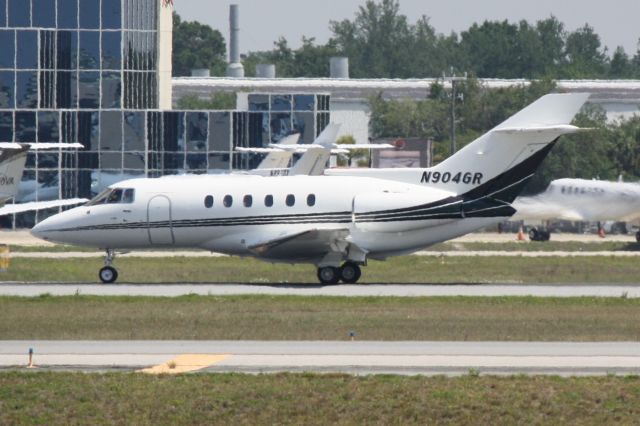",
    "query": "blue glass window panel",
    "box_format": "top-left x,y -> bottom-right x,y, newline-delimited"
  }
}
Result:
100,152 -> 122,169
77,111 -> 99,150
37,153 -> 58,169
55,70 -> 77,108
79,0 -> 99,29
0,31 -> 14,68
270,113 -> 292,143
8,0 -> 30,27
294,94 -> 315,111
79,31 -> 99,69
57,0 -> 78,29
101,0 -> 121,29
37,111 -> 59,142
0,111 -> 13,142
248,94 -> 269,111
56,30 -> 77,69
0,0 -> 6,28
124,153 -> 145,169
100,111 -> 122,150
208,112 -> 231,152
123,112 -> 145,151
16,71 -> 37,108
0,71 -> 14,108
162,112 -> 185,152
60,111 -> 76,143
101,31 -> 121,69
271,95 -> 292,112
186,112 -> 208,152
101,72 -> 120,108
32,0 -> 55,28
186,154 -> 207,170
164,153 -> 185,169
77,71 -> 99,108
15,111 -> 36,143
16,30 -> 38,69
